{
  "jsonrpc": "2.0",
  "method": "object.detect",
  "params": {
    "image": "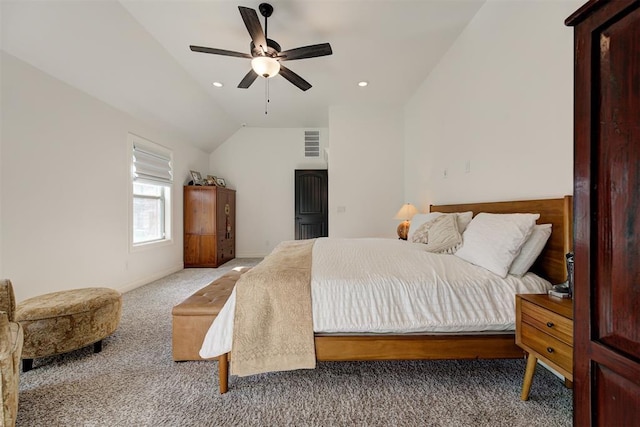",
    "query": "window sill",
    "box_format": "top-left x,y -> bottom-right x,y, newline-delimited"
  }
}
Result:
130,237 -> 174,253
